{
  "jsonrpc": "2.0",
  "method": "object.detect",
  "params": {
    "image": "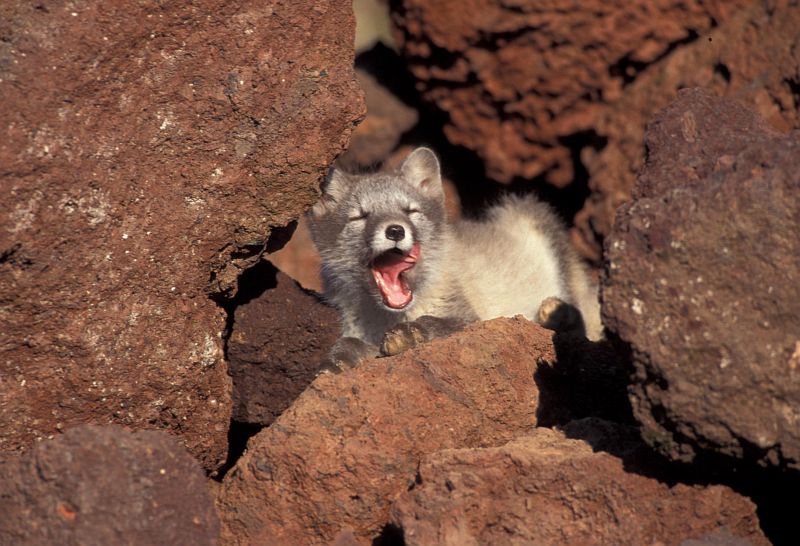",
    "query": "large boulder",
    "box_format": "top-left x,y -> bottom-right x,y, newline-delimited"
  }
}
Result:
391,420 -> 767,546
0,425 -> 219,546
602,89 -> 800,468
390,0 -> 747,186
0,1 -> 363,470
216,317 -> 555,545
577,0 -> 800,261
